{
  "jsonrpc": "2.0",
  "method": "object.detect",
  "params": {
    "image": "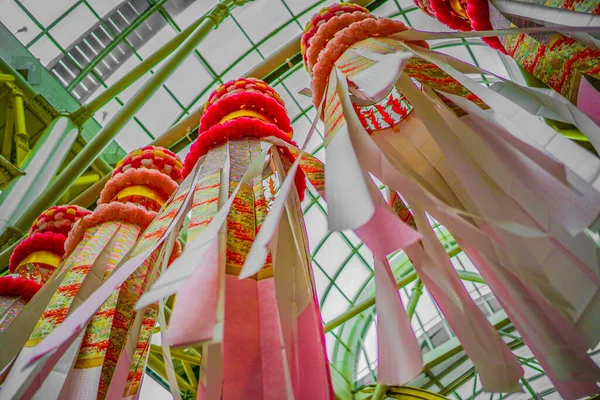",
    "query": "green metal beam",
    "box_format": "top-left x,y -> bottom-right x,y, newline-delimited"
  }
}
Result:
324,246 -> 469,333
0,115 -> 80,257
437,335 -> 525,395
12,89 -> 29,166
324,269 -> 419,333
0,54 -> 112,178
2,100 -> 14,160
0,1 -> 250,259
147,352 -> 196,395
